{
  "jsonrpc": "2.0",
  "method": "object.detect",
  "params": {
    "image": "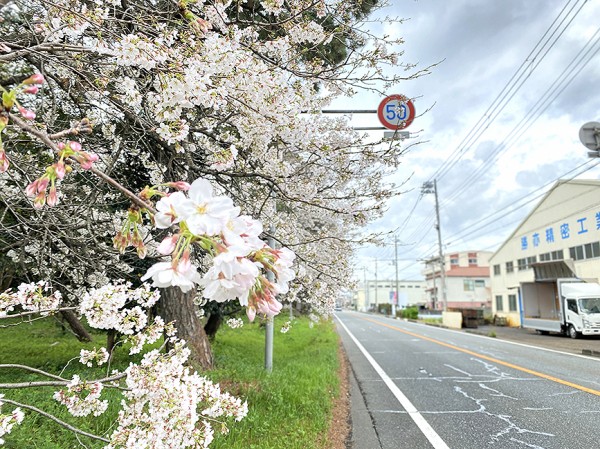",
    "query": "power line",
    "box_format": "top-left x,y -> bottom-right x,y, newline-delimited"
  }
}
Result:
442,25 -> 600,206
429,0 -> 588,183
